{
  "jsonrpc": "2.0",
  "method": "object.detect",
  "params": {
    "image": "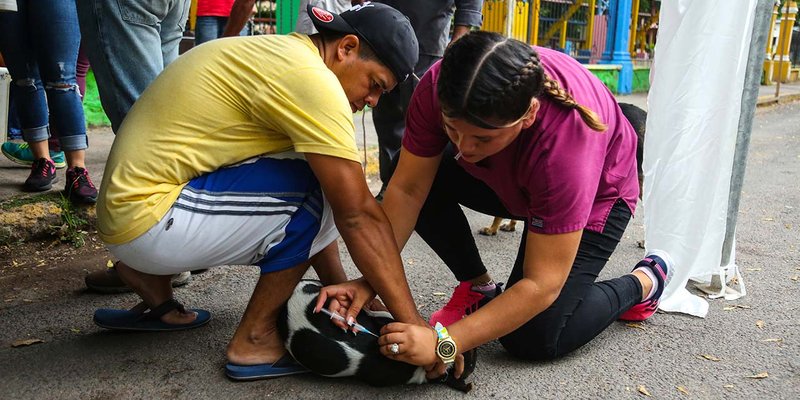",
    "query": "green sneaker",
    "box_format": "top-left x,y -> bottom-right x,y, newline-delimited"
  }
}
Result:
2,142 -> 67,169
